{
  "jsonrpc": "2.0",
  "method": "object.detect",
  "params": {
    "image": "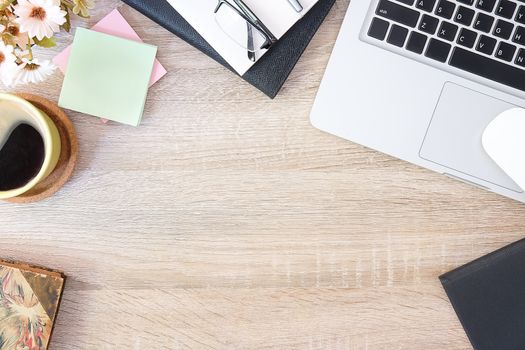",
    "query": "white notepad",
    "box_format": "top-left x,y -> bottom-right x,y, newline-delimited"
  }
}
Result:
167,0 -> 319,75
